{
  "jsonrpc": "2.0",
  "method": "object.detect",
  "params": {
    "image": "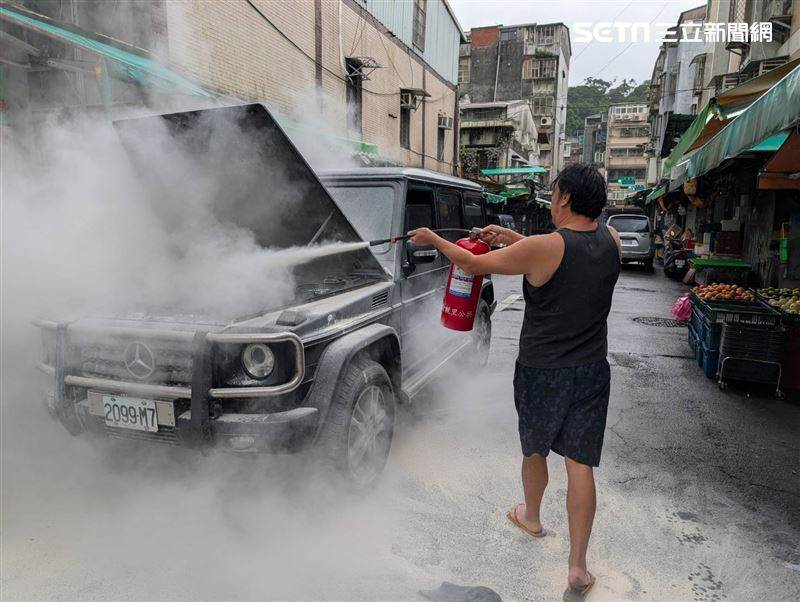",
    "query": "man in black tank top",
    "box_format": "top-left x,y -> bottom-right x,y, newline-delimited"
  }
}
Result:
409,164 -> 621,600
